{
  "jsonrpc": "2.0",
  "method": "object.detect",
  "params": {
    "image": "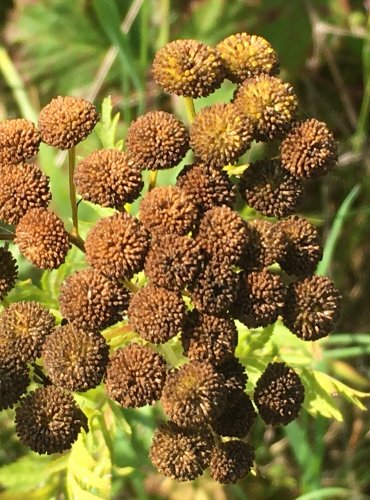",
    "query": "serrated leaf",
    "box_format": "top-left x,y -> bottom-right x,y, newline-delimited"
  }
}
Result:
315,370 -> 370,410
0,454 -> 52,491
300,369 -> 343,421
94,96 -> 123,150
